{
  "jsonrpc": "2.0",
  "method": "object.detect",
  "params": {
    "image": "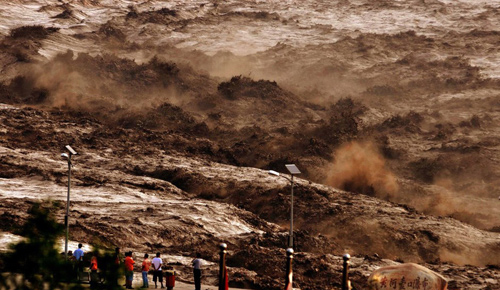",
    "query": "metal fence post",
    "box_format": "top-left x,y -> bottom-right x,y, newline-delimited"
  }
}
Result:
284,248 -> 294,290
342,254 -> 351,290
218,243 -> 227,290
